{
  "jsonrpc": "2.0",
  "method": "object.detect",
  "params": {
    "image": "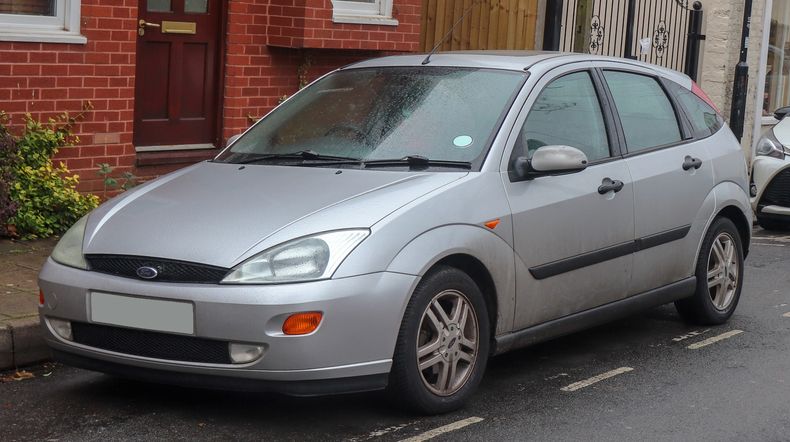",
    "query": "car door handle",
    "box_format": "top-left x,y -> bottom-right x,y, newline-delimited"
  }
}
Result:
682,156 -> 702,171
598,177 -> 624,194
